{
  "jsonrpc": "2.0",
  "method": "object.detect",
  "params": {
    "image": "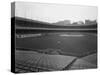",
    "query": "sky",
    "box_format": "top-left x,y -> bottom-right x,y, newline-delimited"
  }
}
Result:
14,2 -> 98,23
